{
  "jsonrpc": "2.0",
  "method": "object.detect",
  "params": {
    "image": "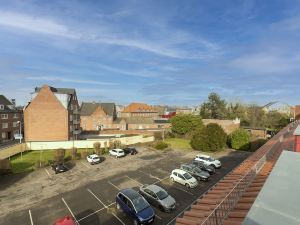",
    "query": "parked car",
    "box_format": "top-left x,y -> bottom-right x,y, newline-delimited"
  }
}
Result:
194,154 -> 221,168
109,148 -> 125,158
123,147 -> 138,155
139,184 -> 176,212
51,164 -> 68,174
170,169 -> 198,188
116,188 -> 155,225
53,216 -> 76,225
180,163 -> 210,181
191,160 -> 215,174
86,154 -> 101,164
